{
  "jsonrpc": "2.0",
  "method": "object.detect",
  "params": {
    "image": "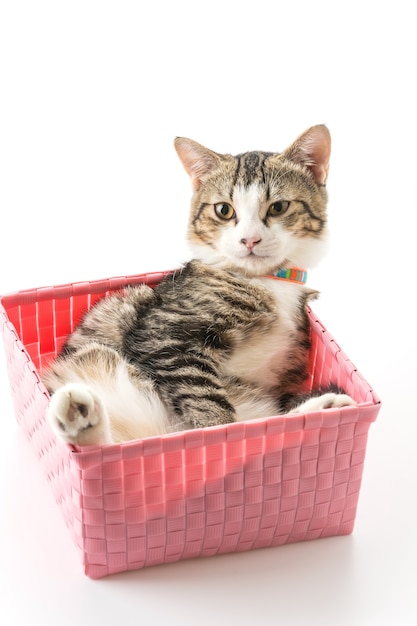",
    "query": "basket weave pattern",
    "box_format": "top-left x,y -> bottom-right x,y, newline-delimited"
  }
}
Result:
0,271 -> 380,579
